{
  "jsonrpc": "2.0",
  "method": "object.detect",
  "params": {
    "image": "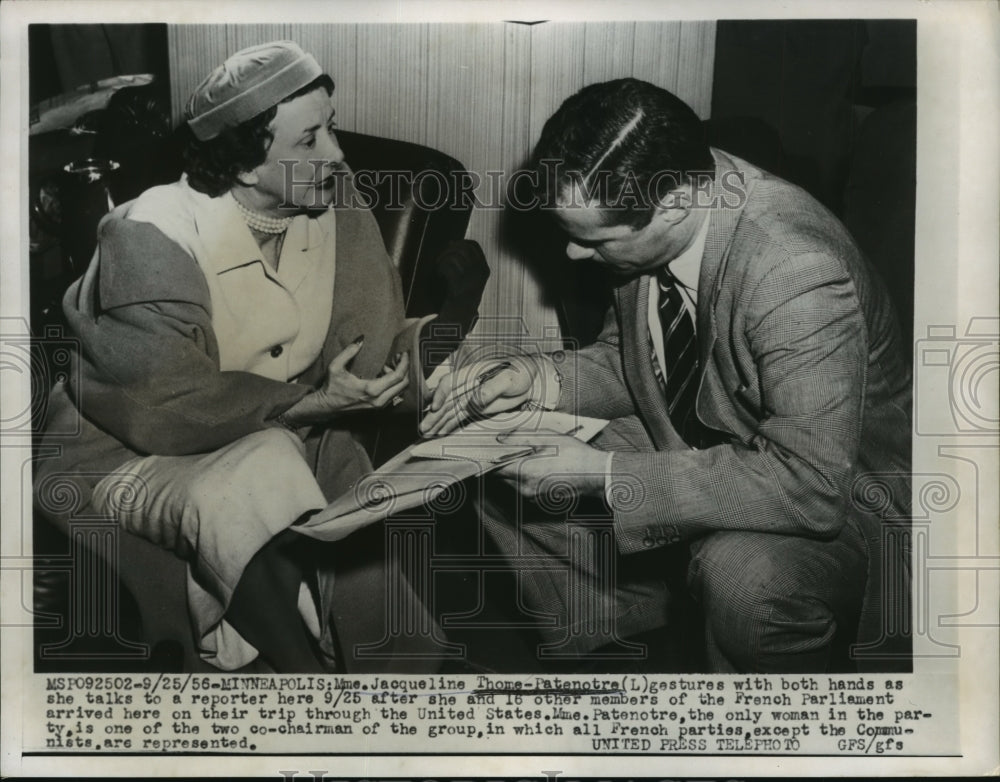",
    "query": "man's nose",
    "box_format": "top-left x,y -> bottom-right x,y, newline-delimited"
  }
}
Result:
565,241 -> 596,261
